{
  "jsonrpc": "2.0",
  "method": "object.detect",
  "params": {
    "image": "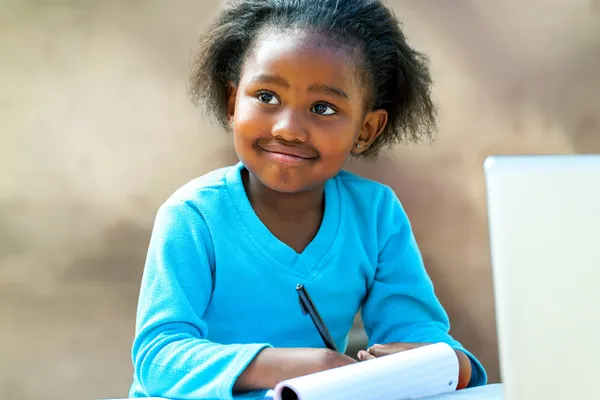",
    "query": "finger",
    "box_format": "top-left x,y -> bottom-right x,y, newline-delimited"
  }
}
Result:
368,344 -> 405,357
367,345 -> 391,357
368,343 -> 400,357
357,350 -> 376,361
370,342 -> 425,357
